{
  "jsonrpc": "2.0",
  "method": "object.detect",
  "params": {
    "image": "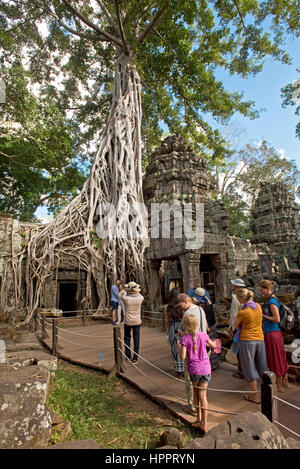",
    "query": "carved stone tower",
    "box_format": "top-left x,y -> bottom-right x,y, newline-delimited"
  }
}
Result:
143,135 -> 230,309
